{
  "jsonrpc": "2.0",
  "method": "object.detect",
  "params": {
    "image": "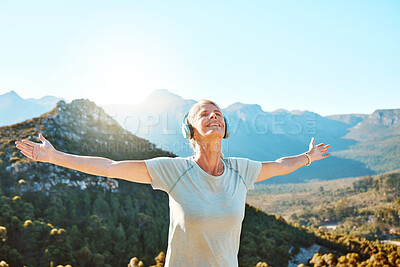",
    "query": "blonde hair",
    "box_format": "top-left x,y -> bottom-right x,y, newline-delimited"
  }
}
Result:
186,99 -> 224,158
